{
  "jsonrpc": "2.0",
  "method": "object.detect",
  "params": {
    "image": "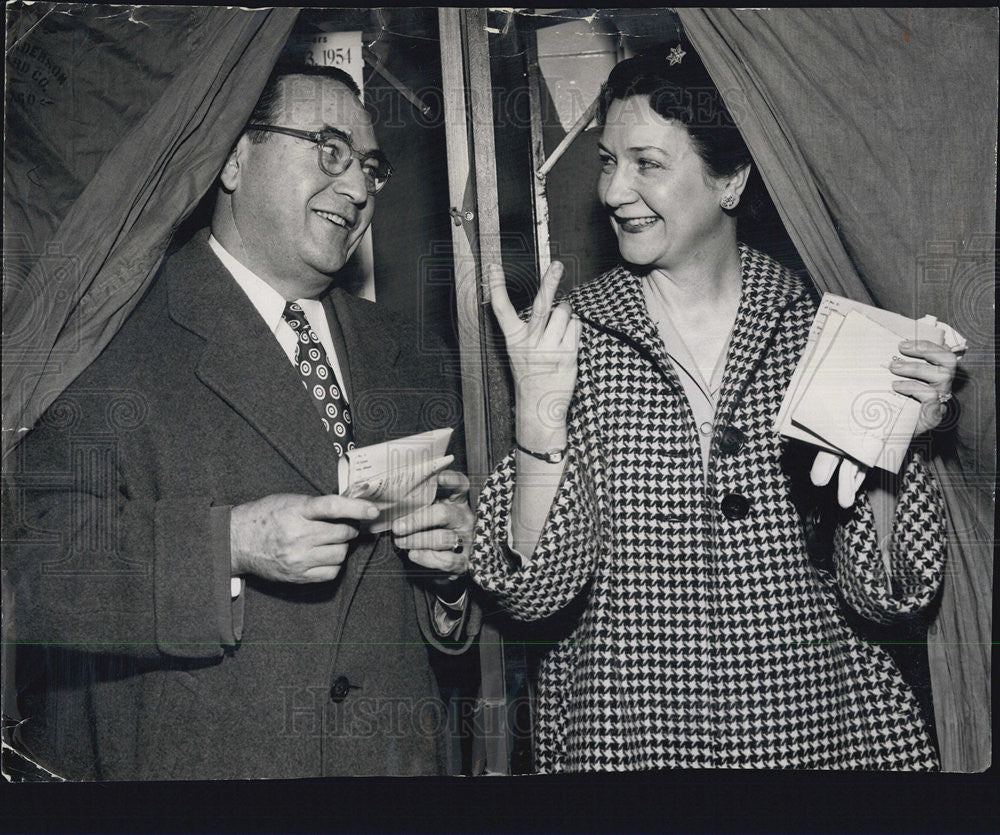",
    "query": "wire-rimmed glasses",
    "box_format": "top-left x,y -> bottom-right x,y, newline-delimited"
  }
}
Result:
246,124 -> 393,194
